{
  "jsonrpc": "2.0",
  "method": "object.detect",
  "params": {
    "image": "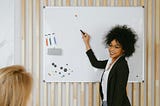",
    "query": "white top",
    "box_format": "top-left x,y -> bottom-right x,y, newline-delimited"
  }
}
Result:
101,56 -> 122,101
